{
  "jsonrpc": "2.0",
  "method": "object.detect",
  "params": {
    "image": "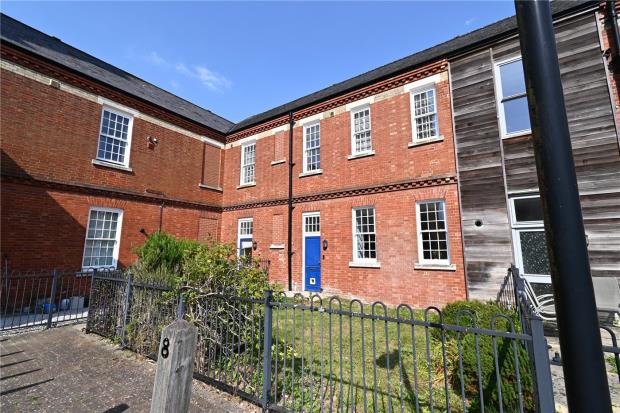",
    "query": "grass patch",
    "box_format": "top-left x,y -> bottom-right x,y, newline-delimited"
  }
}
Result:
201,297 -> 533,413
